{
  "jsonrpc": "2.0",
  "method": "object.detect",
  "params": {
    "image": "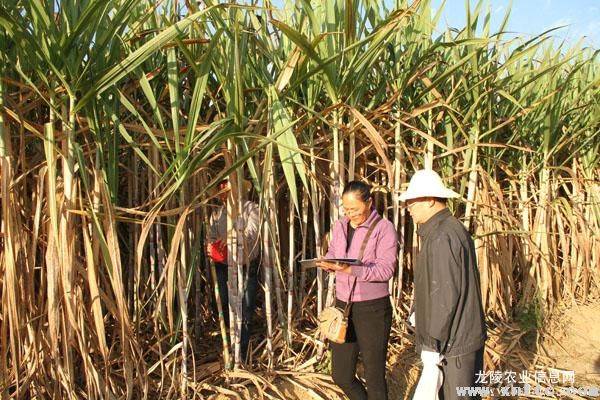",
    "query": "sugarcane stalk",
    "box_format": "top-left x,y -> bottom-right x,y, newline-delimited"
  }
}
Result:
235,171 -> 245,368
271,190 -> 285,340
349,129 -> 356,179
128,151 -> 137,316
331,109 -> 342,222
59,96 -> 77,385
424,110 -> 434,170
287,190 -> 295,346
0,73 -> 6,158
263,177 -> 275,370
519,154 -> 531,267
393,118 -> 405,311
193,173 -> 205,346
310,147 -> 324,315
325,110 -> 342,309
222,145 -> 241,367
299,188 -> 309,307
0,77 -> 20,396
178,192 -> 190,391
211,259 -> 232,370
